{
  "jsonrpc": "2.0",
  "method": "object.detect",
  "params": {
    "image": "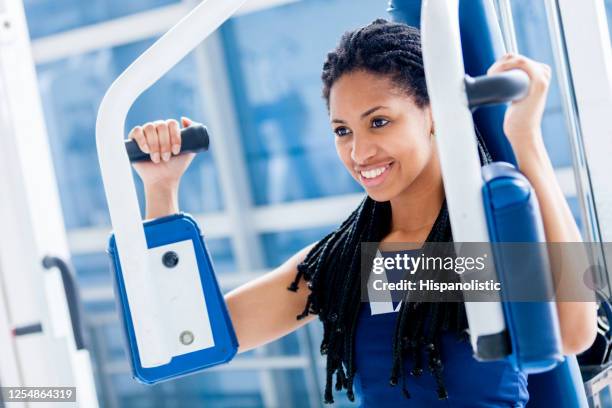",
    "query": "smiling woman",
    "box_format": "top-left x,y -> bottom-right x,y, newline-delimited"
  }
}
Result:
288,20 -> 502,404
124,17 -> 596,406
285,18 -> 596,406
329,70 -> 435,197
